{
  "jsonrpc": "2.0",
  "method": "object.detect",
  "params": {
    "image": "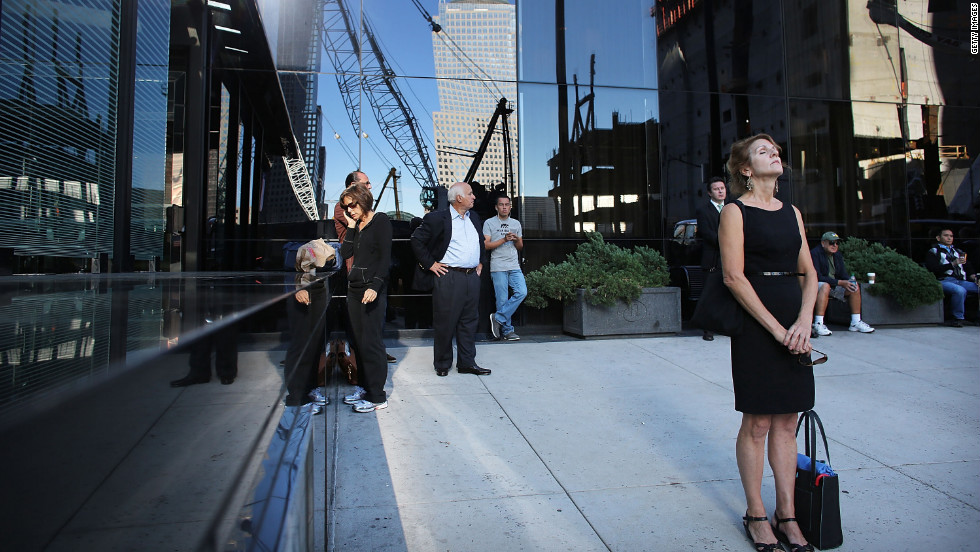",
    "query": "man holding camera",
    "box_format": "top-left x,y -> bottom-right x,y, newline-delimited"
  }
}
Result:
925,228 -> 978,327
